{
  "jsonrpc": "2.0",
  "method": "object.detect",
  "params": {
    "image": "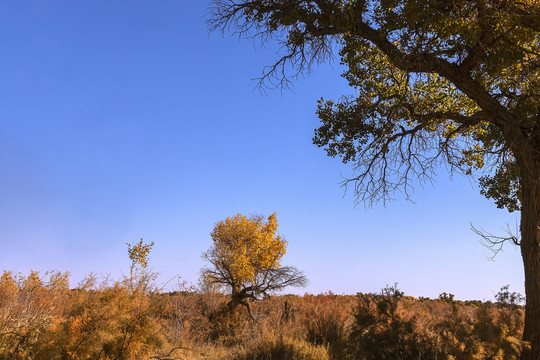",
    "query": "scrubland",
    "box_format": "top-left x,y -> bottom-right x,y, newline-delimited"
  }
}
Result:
0,270 -> 527,360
